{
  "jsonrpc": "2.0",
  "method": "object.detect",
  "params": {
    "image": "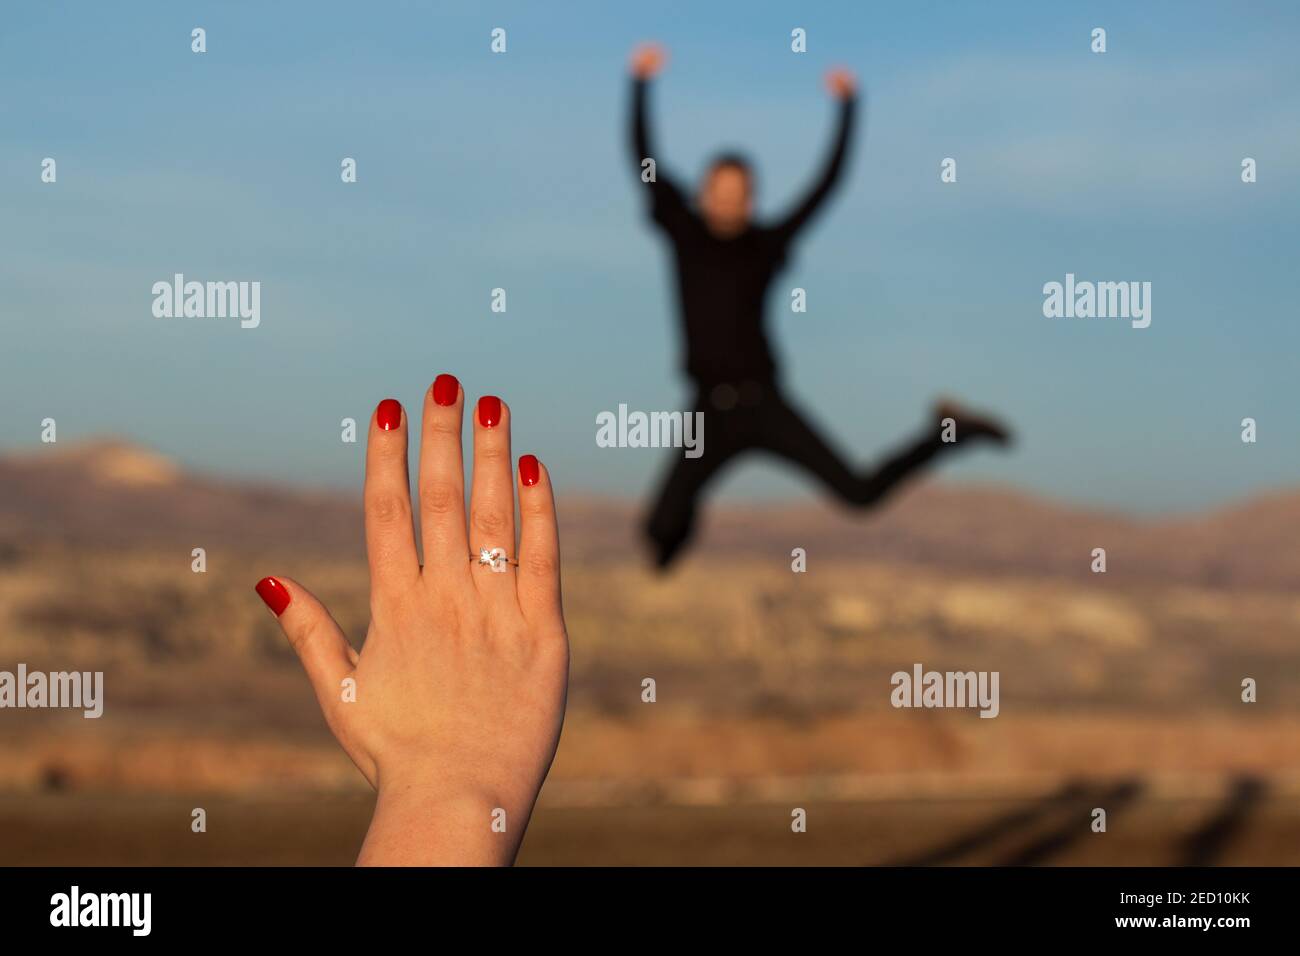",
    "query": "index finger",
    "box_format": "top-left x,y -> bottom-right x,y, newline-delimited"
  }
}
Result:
365,398 -> 421,603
